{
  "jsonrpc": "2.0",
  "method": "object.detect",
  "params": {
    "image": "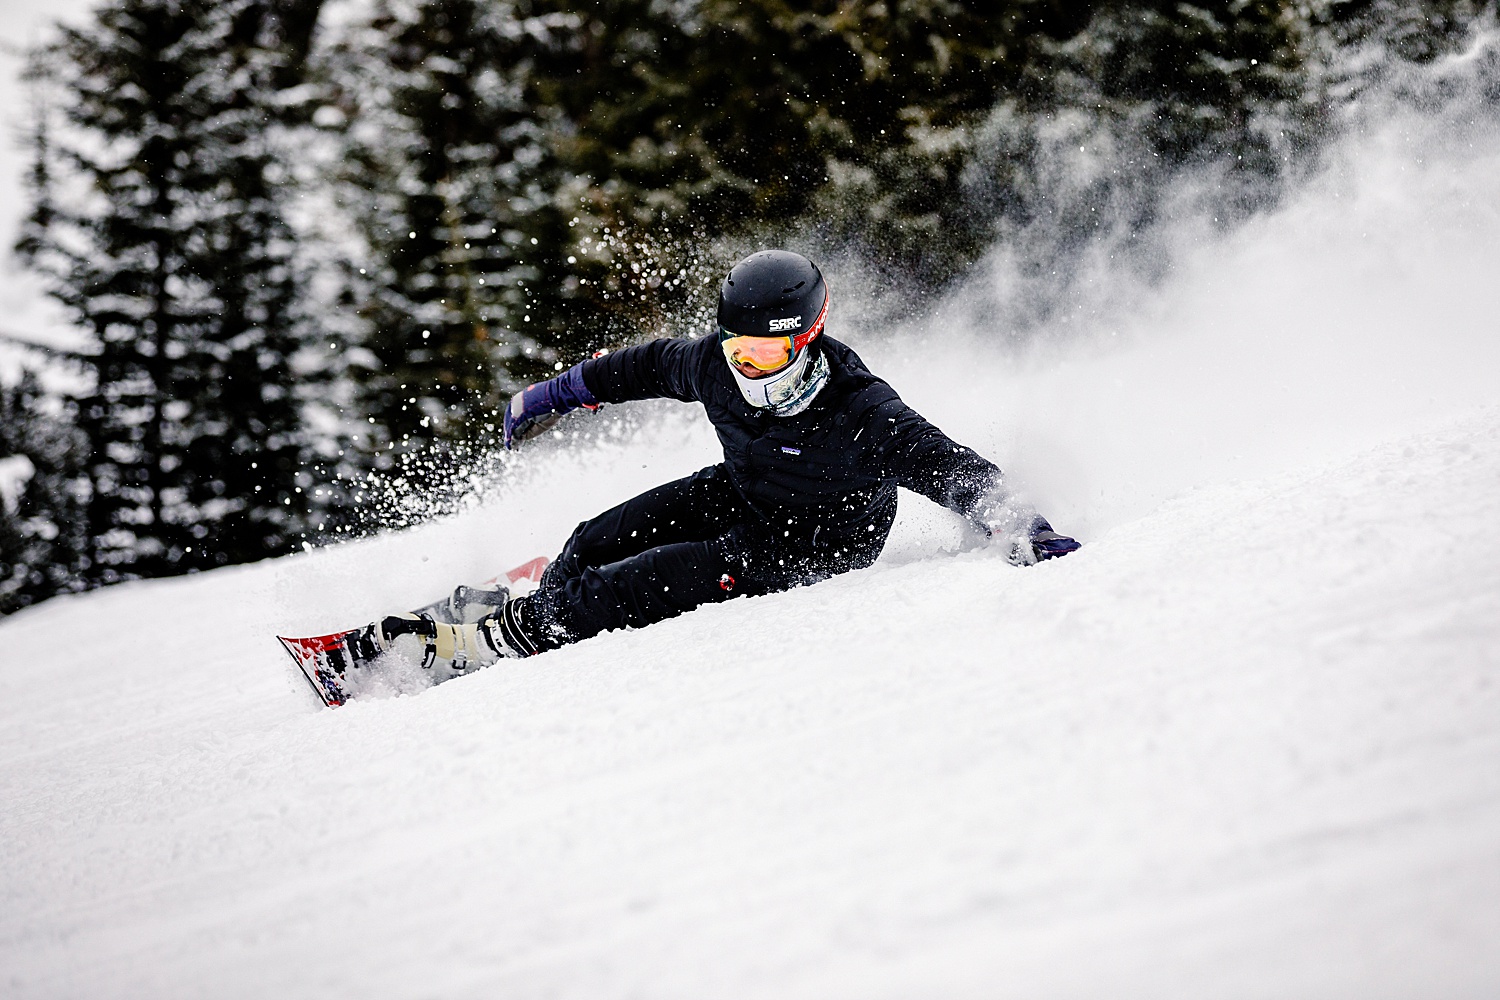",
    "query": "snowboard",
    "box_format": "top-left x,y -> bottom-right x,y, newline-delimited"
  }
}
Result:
277,556 -> 549,708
